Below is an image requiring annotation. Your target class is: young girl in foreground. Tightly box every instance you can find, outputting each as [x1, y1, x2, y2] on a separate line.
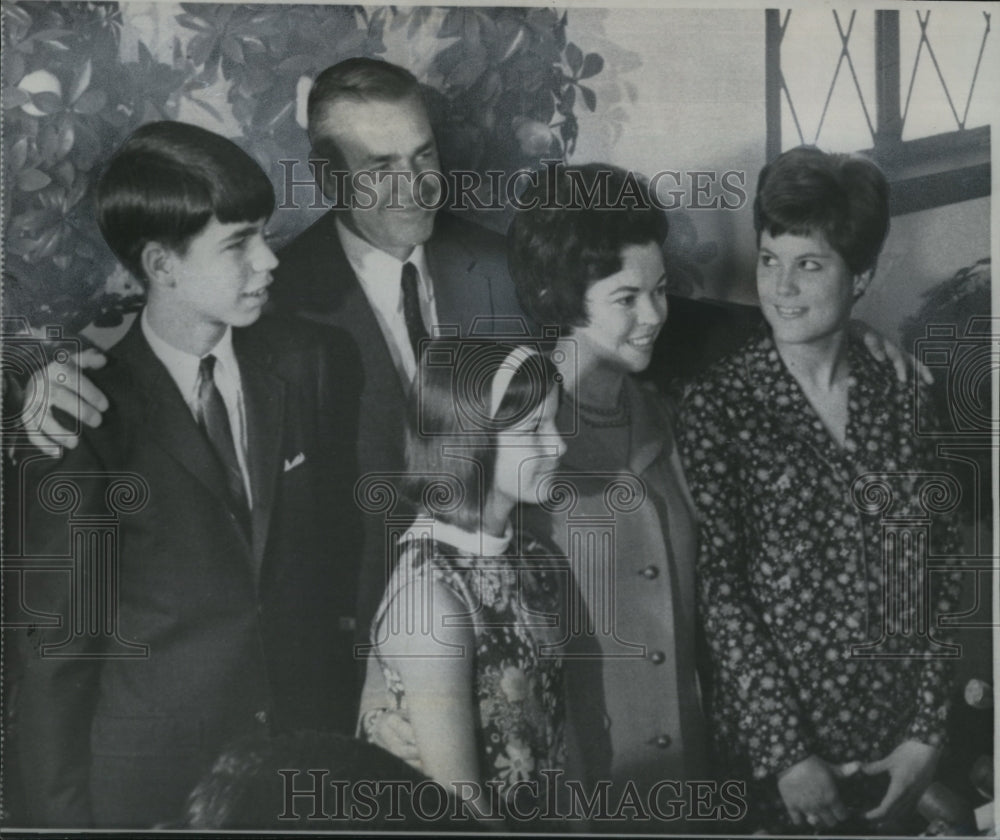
[364, 343, 567, 823]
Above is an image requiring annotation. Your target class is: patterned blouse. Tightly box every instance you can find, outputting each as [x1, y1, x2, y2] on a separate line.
[368, 519, 566, 815]
[678, 330, 963, 828]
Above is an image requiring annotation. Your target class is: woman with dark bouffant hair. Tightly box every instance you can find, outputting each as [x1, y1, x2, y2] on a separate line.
[508, 163, 711, 833]
[678, 146, 963, 834]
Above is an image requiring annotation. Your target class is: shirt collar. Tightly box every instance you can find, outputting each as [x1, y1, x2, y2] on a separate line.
[743, 327, 894, 461]
[744, 327, 890, 400]
[335, 217, 433, 312]
[403, 518, 513, 557]
[141, 308, 238, 403]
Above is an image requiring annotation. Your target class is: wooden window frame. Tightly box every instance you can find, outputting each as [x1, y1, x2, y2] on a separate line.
[766, 8, 991, 216]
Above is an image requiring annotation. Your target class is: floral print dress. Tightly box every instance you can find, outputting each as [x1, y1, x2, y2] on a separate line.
[369, 519, 566, 814]
[678, 331, 963, 831]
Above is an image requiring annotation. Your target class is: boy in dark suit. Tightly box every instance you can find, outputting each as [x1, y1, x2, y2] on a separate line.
[14, 121, 361, 828]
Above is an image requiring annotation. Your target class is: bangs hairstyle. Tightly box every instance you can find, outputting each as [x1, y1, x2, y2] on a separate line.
[507, 163, 668, 332]
[403, 344, 560, 532]
[96, 121, 275, 283]
[753, 146, 890, 275]
[307, 58, 421, 162]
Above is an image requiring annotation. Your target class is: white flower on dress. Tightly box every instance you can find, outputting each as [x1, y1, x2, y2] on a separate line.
[500, 665, 528, 703]
[477, 569, 505, 610]
[495, 737, 535, 784]
[385, 667, 406, 699]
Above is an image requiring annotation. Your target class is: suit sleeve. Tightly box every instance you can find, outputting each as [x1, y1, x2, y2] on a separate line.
[312, 321, 364, 597]
[646, 296, 764, 390]
[311, 323, 366, 728]
[15, 436, 116, 826]
[677, 381, 813, 780]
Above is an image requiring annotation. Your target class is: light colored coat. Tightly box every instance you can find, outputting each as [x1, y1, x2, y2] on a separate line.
[525, 375, 708, 828]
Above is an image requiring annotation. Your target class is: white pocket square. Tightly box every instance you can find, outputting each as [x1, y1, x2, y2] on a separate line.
[283, 452, 306, 472]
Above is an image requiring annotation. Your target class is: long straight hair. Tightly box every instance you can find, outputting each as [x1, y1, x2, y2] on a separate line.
[402, 342, 560, 531]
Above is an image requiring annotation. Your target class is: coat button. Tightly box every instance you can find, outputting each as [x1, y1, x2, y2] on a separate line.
[649, 650, 666, 665]
[255, 710, 269, 725]
[656, 734, 672, 748]
[639, 565, 660, 579]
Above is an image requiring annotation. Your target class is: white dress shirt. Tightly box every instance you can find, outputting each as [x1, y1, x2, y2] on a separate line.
[141, 309, 253, 507]
[335, 218, 437, 384]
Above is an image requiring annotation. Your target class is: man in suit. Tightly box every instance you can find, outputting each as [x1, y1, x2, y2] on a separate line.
[270, 57, 528, 638]
[14, 121, 360, 827]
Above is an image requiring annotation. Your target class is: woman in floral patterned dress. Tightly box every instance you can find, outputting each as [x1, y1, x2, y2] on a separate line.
[678, 147, 963, 834]
[363, 343, 568, 823]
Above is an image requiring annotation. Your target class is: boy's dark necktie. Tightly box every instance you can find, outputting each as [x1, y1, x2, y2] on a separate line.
[195, 355, 250, 529]
[401, 261, 429, 359]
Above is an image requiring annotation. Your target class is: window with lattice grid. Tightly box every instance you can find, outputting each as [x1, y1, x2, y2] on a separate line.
[766, 8, 992, 215]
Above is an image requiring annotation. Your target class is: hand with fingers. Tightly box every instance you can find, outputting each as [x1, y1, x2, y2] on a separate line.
[863, 739, 940, 828]
[777, 754, 853, 830]
[361, 707, 423, 773]
[25, 347, 109, 454]
[852, 319, 934, 385]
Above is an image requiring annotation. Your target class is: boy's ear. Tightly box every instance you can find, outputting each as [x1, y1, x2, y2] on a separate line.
[141, 241, 175, 289]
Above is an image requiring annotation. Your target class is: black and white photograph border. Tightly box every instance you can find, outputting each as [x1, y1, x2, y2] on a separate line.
[1, 0, 998, 835]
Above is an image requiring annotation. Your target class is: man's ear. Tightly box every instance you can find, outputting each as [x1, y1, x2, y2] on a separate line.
[141, 241, 175, 290]
[309, 121, 348, 204]
[313, 150, 347, 204]
[853, 267, 875, 300]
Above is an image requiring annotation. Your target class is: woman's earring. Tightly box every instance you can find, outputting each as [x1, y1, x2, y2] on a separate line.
[853, 269, 874, 301]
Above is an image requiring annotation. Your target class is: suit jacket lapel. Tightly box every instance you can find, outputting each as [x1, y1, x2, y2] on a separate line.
[275, 210, 414, 473]
[335, 270, 408, 472]
[119, 322, 253, 553]
[234, 330, 286, 582]
[328, 226, 409, 472]
[426, 232, 460, 330]
[288, 215, 407, 454]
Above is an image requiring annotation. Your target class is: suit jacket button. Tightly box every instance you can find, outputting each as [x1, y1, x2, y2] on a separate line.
[639, 565, 659, 579]
[255, 710, 269, 725]
[656, 734, 672, 748]
[649, 650, 666, 665]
